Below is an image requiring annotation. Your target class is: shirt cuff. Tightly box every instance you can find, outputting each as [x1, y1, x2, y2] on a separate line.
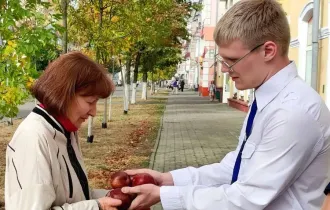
[170, 168, 193, 186]
[324, 182, 330, 195]
[160, 186, 184, 210]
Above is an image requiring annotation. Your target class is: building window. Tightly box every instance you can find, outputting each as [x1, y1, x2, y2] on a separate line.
[203, 3, 211, 25]
[298, 1, 313, 82]
[208, 49, 214, 59]
[305, 17, 313, 85]
[204, 4, 211, 12]
[204, 14, 211, 25]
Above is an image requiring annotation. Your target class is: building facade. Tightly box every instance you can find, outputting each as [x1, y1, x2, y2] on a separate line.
[180, 0, 221, 94]
[283, 0, 329, 105]
[180, 0, 330, 111]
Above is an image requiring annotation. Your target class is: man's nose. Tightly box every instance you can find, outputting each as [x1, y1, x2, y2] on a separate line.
[221, 65, 230, 73]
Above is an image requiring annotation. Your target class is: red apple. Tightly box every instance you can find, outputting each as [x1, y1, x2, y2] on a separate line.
[131, 173, 157, 186]
[110, 171, 131, 189]
[108, 188, 133, 210]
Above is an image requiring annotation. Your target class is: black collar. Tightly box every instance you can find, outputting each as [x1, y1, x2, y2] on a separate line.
[32, 106, 67, 135]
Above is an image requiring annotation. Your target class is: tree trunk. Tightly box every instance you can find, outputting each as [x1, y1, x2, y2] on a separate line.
[108, 96, 112, 121]
[7, 118, 13, 126]
[124, 57, 131, 114]
[61, 0, 68, 53]
[124, 83, 129, 113]
[131, 83, 137, 104]
[150, 71, 155, 95]
[102, 97, 108, 128]
[121, 64, 128, 114]
[87, 116, 94, 143]
[141, 71, 148, 100]
[108, 57, 115, 121]
[131, 51, 141, 104]
[96, 0, 103, 62]
[98, 0, 103, 28]
[88, 0, 104, 139]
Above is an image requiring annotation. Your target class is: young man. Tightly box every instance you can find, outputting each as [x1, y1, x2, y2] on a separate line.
[122, 0, 330, 209]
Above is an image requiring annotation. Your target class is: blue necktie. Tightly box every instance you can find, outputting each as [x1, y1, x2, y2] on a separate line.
[231, 99, 257, 184]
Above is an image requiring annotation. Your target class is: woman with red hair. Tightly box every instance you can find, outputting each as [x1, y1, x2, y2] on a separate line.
[5, 52, 120, 210]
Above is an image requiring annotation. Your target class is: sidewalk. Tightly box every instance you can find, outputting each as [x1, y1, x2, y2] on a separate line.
[150, 90, 246, 210]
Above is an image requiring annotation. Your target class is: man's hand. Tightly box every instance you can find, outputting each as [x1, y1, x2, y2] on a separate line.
[121, 184, 161, 210]
[97, 197, 122, 210]
[322, 195, 330, 210]
[125, 168, 174, 186]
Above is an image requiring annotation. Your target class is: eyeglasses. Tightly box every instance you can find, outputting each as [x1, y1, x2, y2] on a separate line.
[216, 43, 264, 72]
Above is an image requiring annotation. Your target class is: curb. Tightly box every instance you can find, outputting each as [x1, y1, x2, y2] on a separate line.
[148, 96, 168, 170]
[149, 93, 168, 210]
[149, 108, 165, 170]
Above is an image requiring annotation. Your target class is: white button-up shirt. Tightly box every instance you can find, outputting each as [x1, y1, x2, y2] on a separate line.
[160, 62, 330, 210]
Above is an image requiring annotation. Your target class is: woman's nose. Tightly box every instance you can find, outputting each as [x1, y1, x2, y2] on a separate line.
[89, 104, 97, 117]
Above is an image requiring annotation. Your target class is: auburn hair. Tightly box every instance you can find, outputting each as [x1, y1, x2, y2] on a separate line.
[31, 51, 114, 116]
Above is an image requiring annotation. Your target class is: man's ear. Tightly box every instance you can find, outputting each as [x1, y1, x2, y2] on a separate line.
[263, 41, 277, 61]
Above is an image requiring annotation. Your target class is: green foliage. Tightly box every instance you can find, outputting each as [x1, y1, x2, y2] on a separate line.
[32, 45, 61, 72]
[0, 0, 202, 119]
[136, 0, 201, 80]
[68, 0, 201, 72]
[0, 0, 61, 119]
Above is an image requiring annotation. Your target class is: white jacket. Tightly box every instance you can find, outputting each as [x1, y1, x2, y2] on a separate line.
[5, 106, 108, 210]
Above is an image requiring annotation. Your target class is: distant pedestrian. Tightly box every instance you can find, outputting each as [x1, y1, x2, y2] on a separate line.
[208, 81, 216, 101]
[172, 80, 178, 94]
[180, 80, 185, 92]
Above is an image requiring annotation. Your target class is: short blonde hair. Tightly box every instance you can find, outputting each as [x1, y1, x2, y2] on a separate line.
[214, 0, 290, 56]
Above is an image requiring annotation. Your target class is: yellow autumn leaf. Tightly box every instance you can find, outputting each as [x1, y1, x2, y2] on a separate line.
[26, 81, 33, 89]
[111, 16, 119, 23]
[7, 40, 17, 48]
[3, 45, 14, 56]
[24, 77, 34, 89]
